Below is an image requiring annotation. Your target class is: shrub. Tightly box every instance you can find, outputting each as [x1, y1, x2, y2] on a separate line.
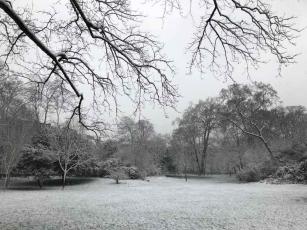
[237, 167, 261, 182]
[272, 160, 307, 183]
[100, 158, 143, 180]
[237, 160, 278, 182]
[125, 167, 140, 179]
[14, 146, 56, 188]
[297, 160, 307, 182]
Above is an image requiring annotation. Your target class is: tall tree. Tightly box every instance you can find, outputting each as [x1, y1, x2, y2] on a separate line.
[219, 82, 279, 161]
[174, 99, 219, 174]
[194, 99, 220, 174]
[175, 108, 203, 174]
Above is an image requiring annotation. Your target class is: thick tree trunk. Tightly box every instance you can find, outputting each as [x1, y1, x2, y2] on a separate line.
[192, 149, 202, 175]
[190, 137, 202, 175]
[200, 131, 210, 175]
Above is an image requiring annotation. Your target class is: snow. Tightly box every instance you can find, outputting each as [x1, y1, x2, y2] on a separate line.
[0, 176, 307, 229]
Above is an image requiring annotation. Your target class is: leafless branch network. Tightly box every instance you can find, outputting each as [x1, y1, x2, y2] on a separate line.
[0, 0, 178, 135]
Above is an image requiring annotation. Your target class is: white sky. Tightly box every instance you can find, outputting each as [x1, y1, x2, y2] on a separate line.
[132, 0, 307, 134]
[10, 0, 307, 134]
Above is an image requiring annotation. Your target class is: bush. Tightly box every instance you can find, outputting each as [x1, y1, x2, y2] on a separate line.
[297, 160, 307, 182]
[237, 167, 261, 182]
[237, 160, 278, 182]
[13, 145, 57, 188]
[272, 160, 307, 183]
[125, 167, 140, 179]
[100, 158, 143, 180]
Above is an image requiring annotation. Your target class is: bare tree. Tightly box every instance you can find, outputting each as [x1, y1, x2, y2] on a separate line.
[194, 99, 220, 174]
[171, 127, 190, 179]
[117, 117, 138, 165]
[174, 113, 203, 174]
[117, 117, 156, 173]
[0, 119, 34, 188]
[0, 0, 299, 132]
[50, 126, 93, 189]
[28, 80, 74, 126]
[273, 106, 307, 145]
[219, 82, 279, 161]
[0, 0, 178, 133]
[0, 73, 35, 188]
[173, 99, 219, 175]
[157, 0, 299, 77]
[219, 121, 247, 173]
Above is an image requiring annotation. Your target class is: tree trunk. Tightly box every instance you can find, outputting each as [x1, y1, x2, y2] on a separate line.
[190, 137, 202, 175]
[184, 164, 188, 182]
[239, 156, 244, 170]
[61, 173, 64, 183]
[260, 137, 277, 163]
[192, 149, 202, 175]
[4, 171, 10, 189]
[200, 154, 206, 175]
[62, 171, 67, 189]
[37, 177, 42, 189]
[200, 131, 210, 175]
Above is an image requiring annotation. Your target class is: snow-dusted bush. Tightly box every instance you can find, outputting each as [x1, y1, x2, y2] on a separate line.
[237, 160, 278, 182]
[101, 158, 142, 180]
[237, 167, 261, 182]
[272, 160, 307, 184]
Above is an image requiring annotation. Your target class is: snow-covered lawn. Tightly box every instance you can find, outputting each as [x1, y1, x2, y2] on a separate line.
[0, 176, 306, 230]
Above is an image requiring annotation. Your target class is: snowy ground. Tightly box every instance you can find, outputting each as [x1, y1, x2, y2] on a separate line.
[0, 176, 307, 230]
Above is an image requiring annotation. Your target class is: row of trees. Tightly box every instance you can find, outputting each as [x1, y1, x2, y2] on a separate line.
[170, 82, 307, 175]
[0, 71, 171, 188]
[1, 71, 306, 186]
[0, 0, 304, 186]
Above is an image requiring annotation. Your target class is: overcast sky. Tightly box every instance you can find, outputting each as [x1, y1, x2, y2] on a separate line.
[128, 0, 307, 134]
[16, 0, 307, 134]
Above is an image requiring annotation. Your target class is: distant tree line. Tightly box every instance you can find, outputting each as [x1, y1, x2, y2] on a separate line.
[1, 69, 306, 187]
[169, 82, 307, 177]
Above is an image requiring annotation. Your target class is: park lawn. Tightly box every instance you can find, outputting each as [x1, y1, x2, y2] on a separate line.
[0, 176, 307, 230]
